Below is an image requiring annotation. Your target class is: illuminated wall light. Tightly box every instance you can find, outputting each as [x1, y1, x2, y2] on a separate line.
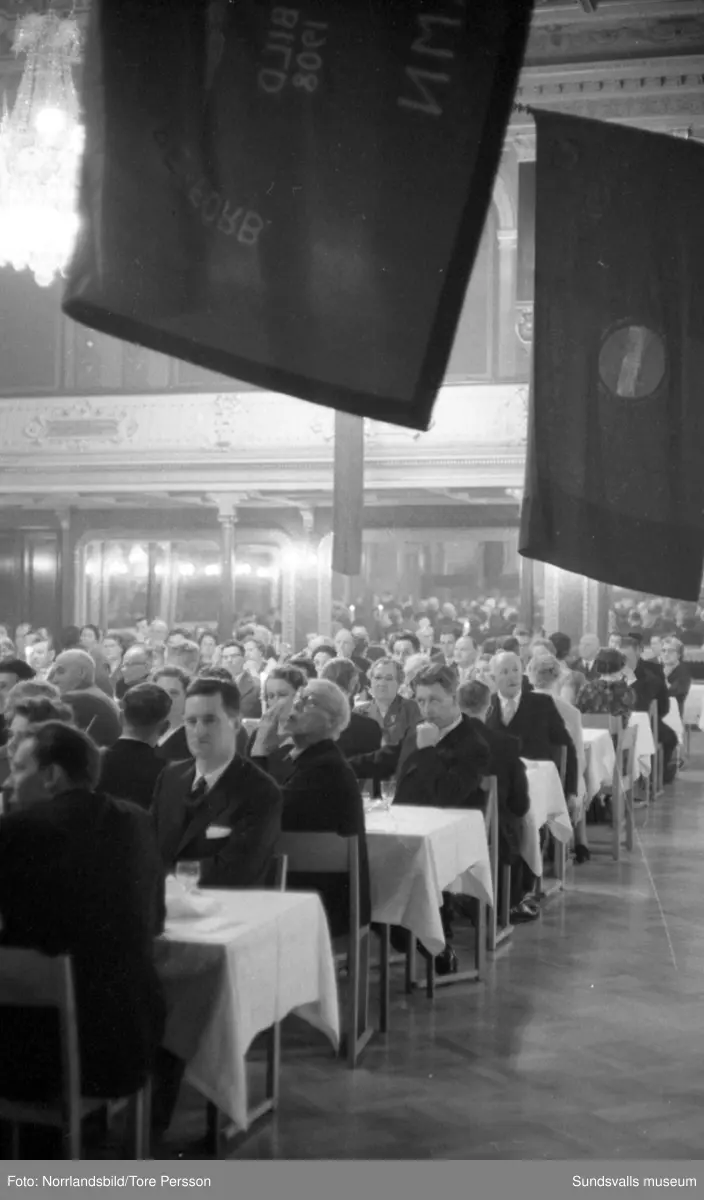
[106, 560, 128, 577]
[255, 566, 277, 580]
[235, 562, 253, 577]
[154, 564, 165, 578]
[33, 553, 55, 574]
[128, 544, 149, 568]
[204, 563, 222, 578]
[178, 562, 196, 578]
[282, 545, 319, 570]
[85, 559, 99, 578]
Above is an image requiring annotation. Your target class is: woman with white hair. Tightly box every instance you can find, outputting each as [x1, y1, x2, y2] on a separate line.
[252, 678, 369, 938]
[528, 653, 590, 863]
[400, 652, 431, 699]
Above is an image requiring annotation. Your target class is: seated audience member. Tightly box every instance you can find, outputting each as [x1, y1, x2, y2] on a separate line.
[89, 643, 116, 699]
[251, 678, 370, 939]
[198, 631, 218, 669]
[438, 626, 462, 670]
[25, 636, 55, 679]
[642, 634, 663, 663]
[152, 666, 192, 762]
[575, 649, 636, 728]
[607, 632, 622, 651]
[389, 631, 421, 668]
[102, 633, 125, 690]
[352, 663, 490, 811]
[621, 633, 678, 783]
[164, 639, 200, 676]
[661, 637, 691, 716]
[48, 650, 121, 749]
[321, 657, 382, 758]
[400, 651, 432, 699]
[0, 722, 165, 1104]
[528, 636, 557, 664]
[497, 635, 520, 655]
[572, 634, 601, 681]
[528, 654, 590, 863]
[118, 644, 155, 701]
[459, 680, 535, 922]
[217, 641, 262, 719]
[355, 656, 421, 748]
[487, 652, 579, 803]
[471, 653, 497, 693]
[514, 625, 532, 666]
[0, 695, 74, 796]
[151, 676, 282, 888]
[311, 642, 337, 677]
[79, 624, 101, 651]
[288, 653, 317, 680]
[252, 663, 311, 758]
[0, 658, 36, 743]
[100, 683, 172, 810]
[334, 627, 371, 677]
[454, 636, 478, 685]
[197, 667, 251, 757]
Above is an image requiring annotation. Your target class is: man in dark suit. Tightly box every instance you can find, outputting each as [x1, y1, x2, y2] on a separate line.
[622, 633, 678, 782]
[251, 678, 369, 940]
[320, 657, 382, 759]
[153, 666, 192, 763]
[151, 676, 282, 888]
[100, 682, 172, 809]
[350, 663, 490, 811]
[459, 680, 536, 922]
[486, 652, 578, 798]
[218, 641, 262, 719]
[571, 633, 602, 682]
[0, 722, 165, 1107]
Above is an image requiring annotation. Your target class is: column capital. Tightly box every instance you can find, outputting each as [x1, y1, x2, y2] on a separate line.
[207, 493, 240, 523]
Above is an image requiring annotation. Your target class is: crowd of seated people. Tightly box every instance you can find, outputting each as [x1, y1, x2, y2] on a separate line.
[0, 594, 695, 1153]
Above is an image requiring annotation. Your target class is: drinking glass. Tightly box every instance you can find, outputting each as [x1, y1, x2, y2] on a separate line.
[380, 779, 396, 812]
[176, 860, 201, 893]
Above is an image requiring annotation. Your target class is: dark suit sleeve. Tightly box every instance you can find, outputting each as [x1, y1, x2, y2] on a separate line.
[348, 741, 401, 782]
[199, 773, 283, 888]
[667, 664, 691, 704]
[545, 699, 579, 797]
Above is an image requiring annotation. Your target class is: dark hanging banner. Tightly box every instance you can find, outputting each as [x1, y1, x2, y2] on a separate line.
[332, 411, 364, 577]
[519, 111, 704, 600]
[63, 0, 533, 432]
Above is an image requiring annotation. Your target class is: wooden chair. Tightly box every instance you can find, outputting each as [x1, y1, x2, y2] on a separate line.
[649, 700, 664, 800]
[612, 724, 637, 859]
[205, 853, 288, 1155]
[484, 777, 512, 953]
[0, 949, 150, 1160]
[275, 832, 373, 1068]
[539, 746, 567, 899]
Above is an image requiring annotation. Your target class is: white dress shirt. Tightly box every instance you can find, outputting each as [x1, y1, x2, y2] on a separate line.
[193, 754, 236, 793]
[499, 693, 521, 724]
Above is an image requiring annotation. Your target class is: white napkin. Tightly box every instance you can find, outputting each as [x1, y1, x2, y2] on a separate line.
[165, 875, 219, 921]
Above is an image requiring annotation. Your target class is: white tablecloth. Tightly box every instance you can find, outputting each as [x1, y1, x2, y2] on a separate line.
[663, 698, 684, 745]
[520, 760, 573, 877]
[156, 888, 339, 1129]
[582, 728, 616, 799]
[683, 683, 704, 729]
[629, 711, 655, 777]
[365, 805, 493, 956]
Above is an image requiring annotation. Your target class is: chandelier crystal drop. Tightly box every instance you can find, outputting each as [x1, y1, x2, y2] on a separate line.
[0, 12, 84, 288]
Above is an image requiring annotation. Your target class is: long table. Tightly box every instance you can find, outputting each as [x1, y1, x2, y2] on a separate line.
[156, 886, 339, 1130]
[520, 759, 572, 878]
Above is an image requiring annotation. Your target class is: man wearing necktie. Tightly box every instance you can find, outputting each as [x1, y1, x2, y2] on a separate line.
[151, 676, 282, 888]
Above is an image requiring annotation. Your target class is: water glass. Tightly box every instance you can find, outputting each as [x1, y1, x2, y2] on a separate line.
[380, 780, 396, 812]
[176, 860, 201, 893]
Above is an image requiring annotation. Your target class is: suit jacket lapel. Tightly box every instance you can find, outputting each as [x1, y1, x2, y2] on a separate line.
[175, 759, 239, 857]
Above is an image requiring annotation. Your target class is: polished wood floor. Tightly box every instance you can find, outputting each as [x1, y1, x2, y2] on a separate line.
[164, 742, 704, 1160]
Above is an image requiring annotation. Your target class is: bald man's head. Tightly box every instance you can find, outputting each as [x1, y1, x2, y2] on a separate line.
[48, 649, 96, 695]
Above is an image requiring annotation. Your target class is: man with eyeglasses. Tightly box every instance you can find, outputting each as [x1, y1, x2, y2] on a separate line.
[252, 679, 369, 940]
[117, 644, 154, 700]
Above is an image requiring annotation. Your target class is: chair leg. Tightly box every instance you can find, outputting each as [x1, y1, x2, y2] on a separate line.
[265, 1024, 281, 1108]
[345, 926, 361, 1067]
[405, 936, 416, 994]
[378, 924, 390, 1034]
[64, 1112, 82, 1159]
[624, 788, 634, 853]
[555, 841, 566, 889]
[612, 780, 622, 861]
[474, 901, 487, 977]
[425, 949, 435, 1000]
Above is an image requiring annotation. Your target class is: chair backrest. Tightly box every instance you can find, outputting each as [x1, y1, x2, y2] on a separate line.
[581, 713, 620, 735]
[0, 948, 80, 1116]
[264, 852, 288, 891]
[275, 832, 363, 937]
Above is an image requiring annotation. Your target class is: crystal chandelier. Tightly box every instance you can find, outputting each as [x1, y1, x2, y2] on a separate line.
[0, 11, 84, 288]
